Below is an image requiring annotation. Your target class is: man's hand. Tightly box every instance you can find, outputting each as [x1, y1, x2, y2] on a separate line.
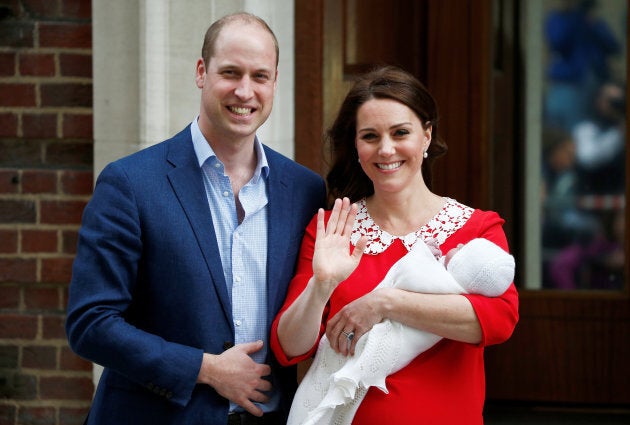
[197, 340, 271, 417]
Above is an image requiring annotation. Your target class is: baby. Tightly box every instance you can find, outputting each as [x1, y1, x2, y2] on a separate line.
[288, 238, 515, 425]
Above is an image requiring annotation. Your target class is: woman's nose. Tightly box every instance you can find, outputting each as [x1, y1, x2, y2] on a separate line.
[378, 137, 395, 156]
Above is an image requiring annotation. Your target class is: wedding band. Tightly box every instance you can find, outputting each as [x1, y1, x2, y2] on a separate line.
[342, 330, 355, 341]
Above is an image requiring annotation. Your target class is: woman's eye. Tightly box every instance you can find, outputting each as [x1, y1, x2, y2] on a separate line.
[360, 133, 378, 141]
[394, 129, 410, 137]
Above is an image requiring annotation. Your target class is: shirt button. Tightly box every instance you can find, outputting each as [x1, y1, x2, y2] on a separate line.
[223, 191, 229, 197]
[214, 163, 221, 168]
[235, 320, 241, 326]
[235, 276, 241, 283]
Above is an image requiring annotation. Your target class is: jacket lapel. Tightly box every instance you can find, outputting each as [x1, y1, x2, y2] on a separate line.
[265, 149, 294, 324]
[165, 128, 233, 327]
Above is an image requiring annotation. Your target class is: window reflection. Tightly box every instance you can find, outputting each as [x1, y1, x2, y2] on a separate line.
[539, 0, 626, 290]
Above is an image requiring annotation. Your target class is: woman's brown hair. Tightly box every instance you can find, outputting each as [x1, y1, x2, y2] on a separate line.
[325, 65, 447, 206]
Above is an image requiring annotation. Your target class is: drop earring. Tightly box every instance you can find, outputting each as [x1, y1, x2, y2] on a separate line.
[423, 150, 428, 159]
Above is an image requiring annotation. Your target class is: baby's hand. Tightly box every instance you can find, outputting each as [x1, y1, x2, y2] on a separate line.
[425, 238, 442, 261]
[444, 243, 465, 268]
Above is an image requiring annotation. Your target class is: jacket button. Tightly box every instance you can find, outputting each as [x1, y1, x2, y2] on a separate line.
[223, 341, 234, 351]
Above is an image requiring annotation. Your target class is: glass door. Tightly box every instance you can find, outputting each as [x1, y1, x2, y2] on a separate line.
[523, 0, 626, 291]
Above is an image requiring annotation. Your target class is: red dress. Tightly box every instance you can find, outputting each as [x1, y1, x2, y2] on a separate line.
[270, 198, 519, 424]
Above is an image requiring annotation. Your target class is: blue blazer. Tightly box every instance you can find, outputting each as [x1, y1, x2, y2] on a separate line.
[66, 126, 326, 424]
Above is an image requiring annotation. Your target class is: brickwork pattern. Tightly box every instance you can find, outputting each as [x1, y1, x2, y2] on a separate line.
[0, 1, 94, 424]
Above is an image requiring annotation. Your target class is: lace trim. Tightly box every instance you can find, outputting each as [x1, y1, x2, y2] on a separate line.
[350, 198, 473, 255]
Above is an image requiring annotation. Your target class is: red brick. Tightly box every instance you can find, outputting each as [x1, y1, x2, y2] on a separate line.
[60, 346, 91, 371]
[0, 403, 17, 425]
[41, 257, 74, 283]
[0, 345, 19, 369]
[42, 315, 65, 339]
[62, 229, 79, 254]
[0, 285, 20, 309]
[24, 286, 61, 310]
[0, 83, 36, 107]
[22, 113, 58, 139]
[22, 0, 58, 18]
[61, 285, 68, 310]
[0, 113, 19, 137]
[0, 258, 37, 283]
[2, 372, 37, 400]
[0, 139, 45, 168]
[0, 22, 35, 48]
[22, 345, 57, 369]
[60, 53, 92, 78]
[0, 170, 20, 193]
[60, 407, 91, 425]
[40, 376, 93, 400]
[22, 229, 58, 253]
[0, 199, 37, 223]
[0, 52, 16, 76]
[21, 169, 57, 194]
[18, 406, 56, 425]
[19, 52, 56, 76]
[38, 23, 91, 49]
[45, 141, 93, 168]
[0, 229, 18, 253]
[0, 314, 38, 338]
[61, 170, 92, 195]
[41, 83, 92, 108]
[61, 0, 91, 20]
[62, 113, 92, 139]
[40, 200, 86, 225]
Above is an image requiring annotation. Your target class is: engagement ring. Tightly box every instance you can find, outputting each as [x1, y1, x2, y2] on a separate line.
[342, 330, 355, 351]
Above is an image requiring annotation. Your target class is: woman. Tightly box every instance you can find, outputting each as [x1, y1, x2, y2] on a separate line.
[270, 65, 519, 424]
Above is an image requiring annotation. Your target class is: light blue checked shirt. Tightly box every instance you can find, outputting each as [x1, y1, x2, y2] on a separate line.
[190, 118, 279, 413]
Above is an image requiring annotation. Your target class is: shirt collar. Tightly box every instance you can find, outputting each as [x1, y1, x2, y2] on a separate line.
[190, 117, 269, 181]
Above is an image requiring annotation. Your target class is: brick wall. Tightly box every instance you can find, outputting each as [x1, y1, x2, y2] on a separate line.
[0, 1, 94, 424]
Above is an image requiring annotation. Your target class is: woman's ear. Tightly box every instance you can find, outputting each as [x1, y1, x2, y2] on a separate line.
[424, 122, 433, 143]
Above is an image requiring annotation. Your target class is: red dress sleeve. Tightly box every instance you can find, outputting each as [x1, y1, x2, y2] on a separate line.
[270, 213, 328, 366]
[447, 209, 519, 346]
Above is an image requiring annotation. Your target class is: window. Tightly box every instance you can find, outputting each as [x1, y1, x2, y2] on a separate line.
[523, 0, 627, 290]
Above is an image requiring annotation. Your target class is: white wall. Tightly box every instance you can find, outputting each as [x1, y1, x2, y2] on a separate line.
[93, 0, 295, 176]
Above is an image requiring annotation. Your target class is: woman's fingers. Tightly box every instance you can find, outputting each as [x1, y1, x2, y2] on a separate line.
[326, 198, 343, 235]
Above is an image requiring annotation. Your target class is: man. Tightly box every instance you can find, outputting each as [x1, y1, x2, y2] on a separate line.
[66, 12, 325, 425]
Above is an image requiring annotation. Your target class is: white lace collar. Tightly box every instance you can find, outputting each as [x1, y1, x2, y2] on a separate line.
[350, 198, 473, 255]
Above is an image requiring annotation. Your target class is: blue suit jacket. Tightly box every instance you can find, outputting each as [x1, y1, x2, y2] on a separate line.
[66, 126, 326, 424]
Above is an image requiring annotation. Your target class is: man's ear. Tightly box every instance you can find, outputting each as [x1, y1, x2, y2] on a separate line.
[195, 58, 206, 88]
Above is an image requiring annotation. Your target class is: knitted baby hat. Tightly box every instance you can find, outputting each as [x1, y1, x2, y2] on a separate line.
[446, 238, 515, 296]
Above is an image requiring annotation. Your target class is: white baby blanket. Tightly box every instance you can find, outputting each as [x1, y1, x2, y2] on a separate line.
[287, 238, 515, 425]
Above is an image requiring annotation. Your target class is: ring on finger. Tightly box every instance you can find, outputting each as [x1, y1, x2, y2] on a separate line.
[342, 330, 355, 351]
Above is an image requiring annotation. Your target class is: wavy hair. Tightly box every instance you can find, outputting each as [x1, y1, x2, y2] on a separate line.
[325, 65, 447, 206]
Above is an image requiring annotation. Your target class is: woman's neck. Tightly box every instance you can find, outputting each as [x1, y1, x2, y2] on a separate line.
[366, 188, 444, 236]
